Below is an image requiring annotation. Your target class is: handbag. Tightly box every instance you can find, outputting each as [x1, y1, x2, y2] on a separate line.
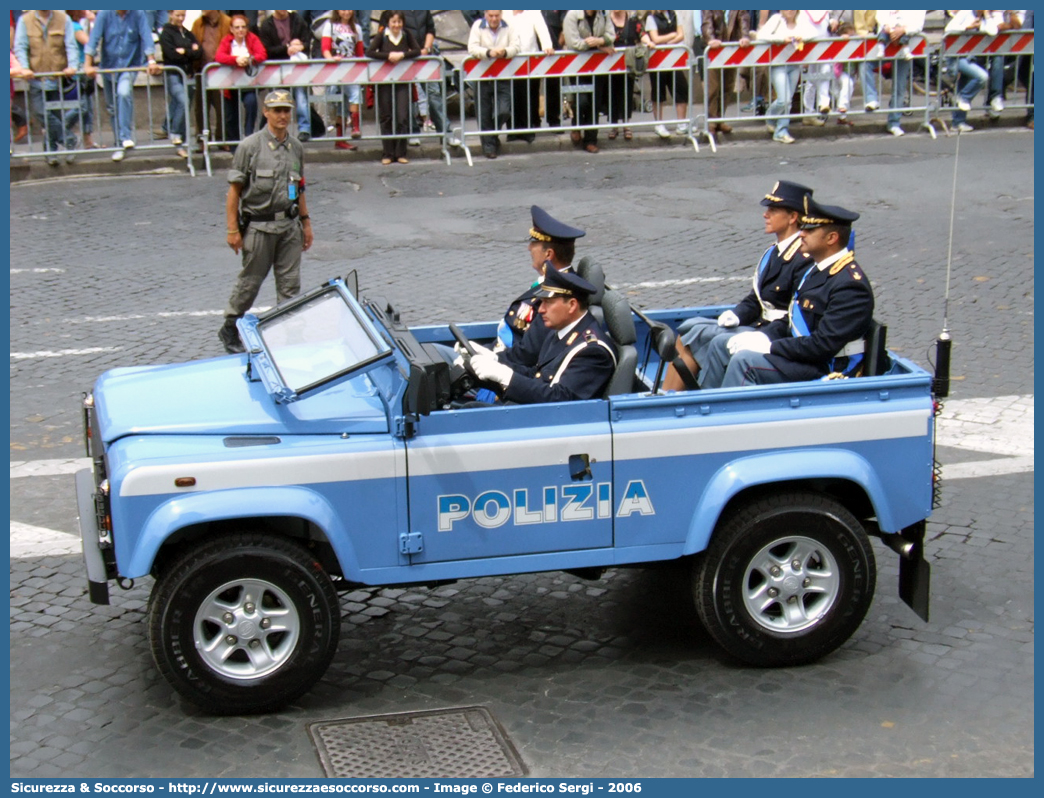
[625, 44, 649, 77]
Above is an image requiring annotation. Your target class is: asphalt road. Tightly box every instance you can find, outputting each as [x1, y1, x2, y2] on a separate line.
[9, 127, 1034, 777]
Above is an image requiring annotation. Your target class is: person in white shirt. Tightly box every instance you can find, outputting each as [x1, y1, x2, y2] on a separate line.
[503, 10, 554, 144]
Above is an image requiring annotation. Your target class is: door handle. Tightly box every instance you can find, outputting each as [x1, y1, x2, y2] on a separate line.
[568, 453, 592, 481]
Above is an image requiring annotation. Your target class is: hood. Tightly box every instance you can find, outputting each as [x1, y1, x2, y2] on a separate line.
[94, 355, 389, 443]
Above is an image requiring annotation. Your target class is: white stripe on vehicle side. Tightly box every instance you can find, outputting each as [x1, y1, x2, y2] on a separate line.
[407, 435, 614, 478]
[119, 449, 402, 497]
[613, 409, 932, 461]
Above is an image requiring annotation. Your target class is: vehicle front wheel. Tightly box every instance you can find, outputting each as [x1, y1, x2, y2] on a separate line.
[694, 492, 876, 667]
[149, 533, 340, 714]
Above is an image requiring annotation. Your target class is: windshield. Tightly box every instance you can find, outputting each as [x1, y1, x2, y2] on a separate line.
[258, 288, 391, 393]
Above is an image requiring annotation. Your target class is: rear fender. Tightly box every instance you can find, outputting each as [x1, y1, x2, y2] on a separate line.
[125, 486, 359, 580]
[683, 449, 887, 555]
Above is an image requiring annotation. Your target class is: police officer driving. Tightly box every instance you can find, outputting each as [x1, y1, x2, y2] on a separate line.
[218, 89, 313, 354]
[467, 267, 617, 404]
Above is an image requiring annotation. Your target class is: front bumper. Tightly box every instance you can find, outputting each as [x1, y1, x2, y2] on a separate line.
[76, 467, 110, 605]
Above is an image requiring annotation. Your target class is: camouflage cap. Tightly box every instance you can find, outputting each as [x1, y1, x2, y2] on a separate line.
[263, 89, 294, 108]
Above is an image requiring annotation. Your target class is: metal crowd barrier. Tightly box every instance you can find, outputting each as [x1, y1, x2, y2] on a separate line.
[933, 29, 1034, 134]
[702, 34, 936, 147]
[10, 65, 197, 174]
[200, 56, 451, 174]
[458, 46, 698, 167]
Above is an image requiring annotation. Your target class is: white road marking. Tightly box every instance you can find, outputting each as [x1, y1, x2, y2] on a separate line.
[10, 521, 80, 558]
[620, 276, 748, 290]
[11, 268, 65, 274]
[61, 307, 271, 324]
[943, 456, 1034, 480]
[935, 394, 1034, 457]
[10, 347, 122, 360]
[11, 458, 91, 478]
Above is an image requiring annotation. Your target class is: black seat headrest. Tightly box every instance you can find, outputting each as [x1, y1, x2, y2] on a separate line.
[575, 257, 606, 305]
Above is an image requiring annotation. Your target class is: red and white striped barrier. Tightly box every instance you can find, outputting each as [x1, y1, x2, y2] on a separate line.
[941, 29, 1034, 58]
[705, 35, 927, 69]
[462, 46, 688, 80]
[204, 57, 442, 90]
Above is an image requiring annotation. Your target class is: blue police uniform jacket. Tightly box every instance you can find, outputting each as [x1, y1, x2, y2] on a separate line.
[760, 250, 874, 381]
[732, 236, 815, 327]
[501, 311, 617, 404]
[500, 266, 574, 369]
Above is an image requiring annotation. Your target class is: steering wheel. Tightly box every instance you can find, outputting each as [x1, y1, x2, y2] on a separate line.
[446, 323, 479, 400]
[449, 323, 477, 357]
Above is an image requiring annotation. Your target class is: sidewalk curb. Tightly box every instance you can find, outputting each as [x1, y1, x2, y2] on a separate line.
[10, 112, 1031, 181]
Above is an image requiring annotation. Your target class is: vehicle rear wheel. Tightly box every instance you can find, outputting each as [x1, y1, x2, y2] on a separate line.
[149, 533, 340, 714]
[694, 492, 876, 667]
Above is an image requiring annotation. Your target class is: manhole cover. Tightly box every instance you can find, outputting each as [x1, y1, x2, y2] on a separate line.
[308, 706, 527, 778]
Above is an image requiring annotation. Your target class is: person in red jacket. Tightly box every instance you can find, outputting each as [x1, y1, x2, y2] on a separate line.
[215, 14, 266, 142]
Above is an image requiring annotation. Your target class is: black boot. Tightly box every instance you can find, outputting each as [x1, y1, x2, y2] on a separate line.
[218, 318, 245, 354]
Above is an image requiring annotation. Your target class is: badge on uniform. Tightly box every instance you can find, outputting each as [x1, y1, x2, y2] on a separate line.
[829, 262, 845, 276]
[566, 331, 578, 345]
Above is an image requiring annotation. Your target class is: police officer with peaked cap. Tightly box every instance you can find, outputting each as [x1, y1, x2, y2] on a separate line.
[701, 195, 874, 389]
[218, 89, 313, 354]
[468, 267, 617, 404]
[666, 180, 816, 391]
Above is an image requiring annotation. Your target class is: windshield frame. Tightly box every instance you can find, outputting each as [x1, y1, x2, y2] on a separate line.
[238, 280, 395, 403]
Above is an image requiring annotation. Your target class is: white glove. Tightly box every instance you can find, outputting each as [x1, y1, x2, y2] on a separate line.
[470, 353, 514, 388]
[454, 339, 494, 358]
[727, 331, 772, 355]
[717, 309, 740, 328]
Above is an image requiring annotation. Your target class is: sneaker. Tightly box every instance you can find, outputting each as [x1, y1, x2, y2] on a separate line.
[956, 97, 971, 112]
[447, 133, 462, 147]
[654, 124, 671, 139]
[121, 139, 135, 149]
[871, 43, 886, 59]
[765, 121, 777, 133]
[111, 149, 125, 161]
[802, 116, 825, 126]
[990, 95, 1005, 114]
[954, 122, 974, 133]
[675, 123, 690, 135]
[865, 101, 880, 112]
[152, 127, 168, 139]
[297, 130, 310, 142]
[46, 155, 60, 166]
[171, 136, 183, 146]
[773, 132, 795, 144]
[64, 151, 75, 164]
[899, 45, 913, 61]
[176, 148, 188, 158]
[887, 125, 905, 137]
[422, 118, 436, 133]
[408, 137, 421, 146]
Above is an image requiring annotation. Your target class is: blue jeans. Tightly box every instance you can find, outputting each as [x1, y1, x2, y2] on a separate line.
[224, 90, 258, 141]
[987, 56, 1006, 103]
[948, 57, 988, 124]
[102, 70, 137, 144]
[767, 64, 800, 135]
[28, 79, 77, 151]
[861, 56, 911, 127]
[164, 71, 189, 141]
[293, 86, 310, 136]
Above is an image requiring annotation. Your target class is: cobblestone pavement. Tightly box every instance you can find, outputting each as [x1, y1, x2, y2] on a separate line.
[9, 128, 1033, 777]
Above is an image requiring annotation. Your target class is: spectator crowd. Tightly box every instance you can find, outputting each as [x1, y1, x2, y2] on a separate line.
[10, 10, 1036, 166]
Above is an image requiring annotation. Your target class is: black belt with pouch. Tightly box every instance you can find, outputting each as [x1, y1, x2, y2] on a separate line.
[240, 205, 300, 232]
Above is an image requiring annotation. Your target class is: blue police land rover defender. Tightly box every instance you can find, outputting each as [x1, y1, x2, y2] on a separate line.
[77, 270, 937, 714]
